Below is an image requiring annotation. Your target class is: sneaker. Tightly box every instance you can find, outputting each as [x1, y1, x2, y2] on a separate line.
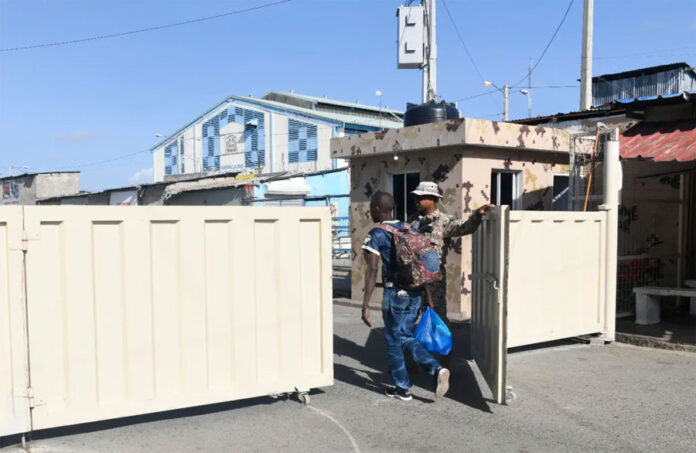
[385, 386, 413, 401]
[435, 367, 450, 399]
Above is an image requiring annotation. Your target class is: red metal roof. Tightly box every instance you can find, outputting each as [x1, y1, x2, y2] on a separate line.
[621, 121, 696, 162]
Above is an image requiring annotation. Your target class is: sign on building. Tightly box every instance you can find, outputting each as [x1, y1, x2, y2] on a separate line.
[2, 179, 20, 204]
[397, 6, 424, 69]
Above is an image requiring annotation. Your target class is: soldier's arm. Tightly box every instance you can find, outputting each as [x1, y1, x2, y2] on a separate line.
[443, 212, 482, 238]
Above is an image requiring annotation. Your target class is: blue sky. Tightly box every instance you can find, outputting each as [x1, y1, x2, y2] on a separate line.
[1, 0, 694, 191]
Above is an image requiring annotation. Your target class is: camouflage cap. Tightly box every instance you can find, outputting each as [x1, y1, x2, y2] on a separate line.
[411, 181, 442, 198]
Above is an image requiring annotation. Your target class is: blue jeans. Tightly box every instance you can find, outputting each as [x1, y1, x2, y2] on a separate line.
[382, 288, 441, 390]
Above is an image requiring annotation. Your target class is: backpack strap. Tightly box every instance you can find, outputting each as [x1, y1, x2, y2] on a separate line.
[378, 223, 401, 235]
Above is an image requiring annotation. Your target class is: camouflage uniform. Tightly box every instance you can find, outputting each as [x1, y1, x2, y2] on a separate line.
[411, 210, 482, 324]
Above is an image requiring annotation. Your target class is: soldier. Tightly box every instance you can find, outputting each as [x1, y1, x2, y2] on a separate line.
[410, 181, 494, 324]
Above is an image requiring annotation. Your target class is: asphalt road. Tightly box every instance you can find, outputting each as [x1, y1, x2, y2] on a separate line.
[2, 303, 695, 453]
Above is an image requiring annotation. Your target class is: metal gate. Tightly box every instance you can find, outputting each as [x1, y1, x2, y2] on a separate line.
[1, 206, 333, 436]
[471, 207, 611, 403]
[471, 206, 508, 405]
[506, 211, 607, 347]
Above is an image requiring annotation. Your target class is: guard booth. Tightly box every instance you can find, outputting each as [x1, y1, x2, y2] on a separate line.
[470, 131, 620, 404]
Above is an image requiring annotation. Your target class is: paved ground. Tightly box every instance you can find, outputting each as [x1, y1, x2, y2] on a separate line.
[2, 303, 695, 453]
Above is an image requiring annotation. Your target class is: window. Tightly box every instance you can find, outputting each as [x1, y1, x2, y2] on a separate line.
[490, 170, 521, 209]
[288, 119, 318, 163]
[552, 174, 570, 211]
[164, 141, 180, 176]
[392, 172, 421, 222]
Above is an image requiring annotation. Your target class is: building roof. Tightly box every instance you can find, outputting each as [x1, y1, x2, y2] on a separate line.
[593, 62, 694, 83]
[263, 91, 404, 116]
[513, 91, 696, 125]
[621, 120, 696, 162]
[512, 106, 625, 126]
[609, 91, 696, 108]
[331, 117, 570, 159]
[151, 93, 403, 151]
[0, 171, 79, 182]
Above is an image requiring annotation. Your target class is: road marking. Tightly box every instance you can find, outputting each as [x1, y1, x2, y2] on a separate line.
[308, 406, 361, 453]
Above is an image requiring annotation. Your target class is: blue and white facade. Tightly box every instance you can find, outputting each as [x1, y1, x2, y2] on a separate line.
[152, 93, 403, 182]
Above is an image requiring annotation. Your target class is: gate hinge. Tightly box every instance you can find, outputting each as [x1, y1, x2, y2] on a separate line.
[22, 387, 46, 408]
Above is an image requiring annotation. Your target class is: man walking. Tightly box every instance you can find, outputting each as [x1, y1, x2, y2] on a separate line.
[410, 181, 493, 324]
[361, 191, 450, 401]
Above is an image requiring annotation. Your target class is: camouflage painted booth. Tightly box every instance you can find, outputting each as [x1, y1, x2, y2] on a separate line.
[330, 118, 571, 319]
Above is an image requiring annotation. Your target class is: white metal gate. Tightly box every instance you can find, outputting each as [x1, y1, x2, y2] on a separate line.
[507, 211, 607, 348]
[471, 207, 610, 404]
[471, 207, 508, 405]
[1, 206, 333, 435]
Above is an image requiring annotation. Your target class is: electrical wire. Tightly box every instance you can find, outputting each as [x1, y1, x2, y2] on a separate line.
[440, 0, 498, 108]
[452, 84, 578, 103]
[0, 0, 292, 52]
[46, 121, 354, 170]
[511, 0, 575, 88]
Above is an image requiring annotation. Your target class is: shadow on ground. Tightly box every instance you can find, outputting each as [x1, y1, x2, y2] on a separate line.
[0, 391, 324, 448]
[333, 321, 492, 413]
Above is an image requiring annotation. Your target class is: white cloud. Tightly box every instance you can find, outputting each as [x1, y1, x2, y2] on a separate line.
[129, 167, 153, 185]
[59, 130, 98, 142]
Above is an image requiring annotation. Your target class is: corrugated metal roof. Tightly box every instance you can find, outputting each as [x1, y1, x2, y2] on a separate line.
[264, 91, 404, 115]
[593, 62, 693, 82]
[610, 91, 695, 107]
[621, 120, 696, 162]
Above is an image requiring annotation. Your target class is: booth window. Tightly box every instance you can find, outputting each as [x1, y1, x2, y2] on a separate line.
[392, 172, 421, 222]
[552, 174, 570, 210]
[491, 170, 522, 209]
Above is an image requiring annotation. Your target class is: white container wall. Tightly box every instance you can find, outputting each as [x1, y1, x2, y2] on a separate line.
[506, 211, 607, 348]
[2, 206, 332, 434]
[470, 208, 609, 404]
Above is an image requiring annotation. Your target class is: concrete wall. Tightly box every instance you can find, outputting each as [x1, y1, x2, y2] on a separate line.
[348, 145, 568, 320]
[34, 173, 80, 200]
[1, 173, 80, 205]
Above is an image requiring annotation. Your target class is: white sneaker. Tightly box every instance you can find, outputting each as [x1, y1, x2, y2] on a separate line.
[435, 367, 450, 399]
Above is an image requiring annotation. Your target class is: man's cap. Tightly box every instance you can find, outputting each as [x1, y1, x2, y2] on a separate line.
[411, 181, 442, 199]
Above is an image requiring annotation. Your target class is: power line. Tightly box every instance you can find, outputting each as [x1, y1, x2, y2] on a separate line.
[440, 0, 486, 84]
[511, 0, 576, 88]
[453, 84, 578, 103]
[440, 0, 498, 109]
[0, 0, 292, 52]
[49, 123, 342, 170]
[51, 150, 151, 170]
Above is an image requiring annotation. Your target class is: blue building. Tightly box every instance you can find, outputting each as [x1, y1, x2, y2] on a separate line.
[151, 91, 403, 182]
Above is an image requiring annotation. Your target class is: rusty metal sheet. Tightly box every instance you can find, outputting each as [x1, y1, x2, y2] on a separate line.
[621, 121, 696, 162]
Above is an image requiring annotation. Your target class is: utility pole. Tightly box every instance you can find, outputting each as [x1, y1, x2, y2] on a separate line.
[422, 0, 437, 103]
[580, 0, 594, 110]
[503, 85, 509, 121]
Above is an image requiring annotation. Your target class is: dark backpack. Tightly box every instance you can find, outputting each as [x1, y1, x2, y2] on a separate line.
[378, 223, 442, 289]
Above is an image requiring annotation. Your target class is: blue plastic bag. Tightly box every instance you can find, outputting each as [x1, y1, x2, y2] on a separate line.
[415, 307, 452, 355]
